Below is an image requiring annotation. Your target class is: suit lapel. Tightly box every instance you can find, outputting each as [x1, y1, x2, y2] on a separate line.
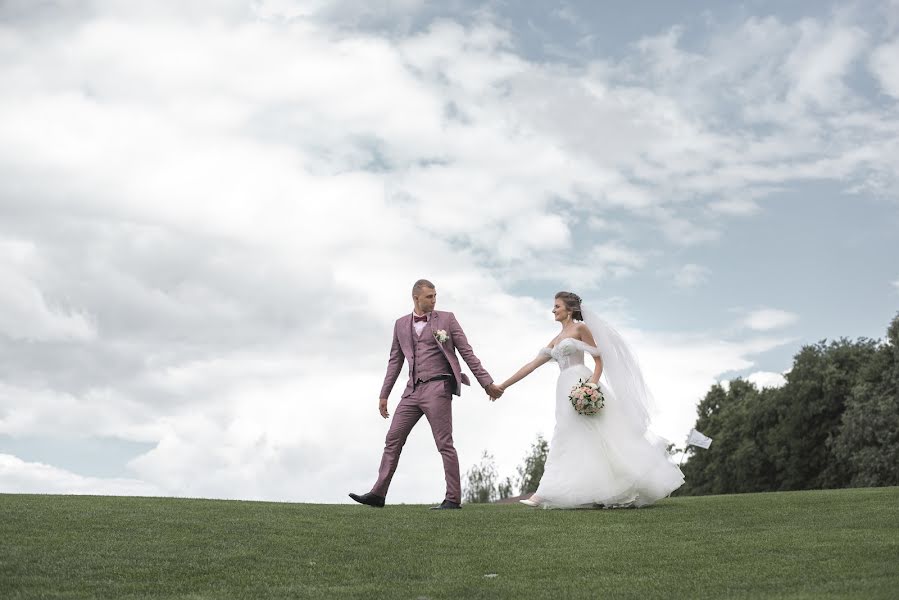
[398, 314, 414, 359]
[428, 311, 437, 340]
[431, 311, 452, 360]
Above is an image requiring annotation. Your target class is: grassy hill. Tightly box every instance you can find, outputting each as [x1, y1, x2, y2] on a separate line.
[2, 487, 898, 599]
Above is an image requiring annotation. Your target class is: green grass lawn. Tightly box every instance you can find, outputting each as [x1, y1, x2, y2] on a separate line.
[2, 487, 898, 599]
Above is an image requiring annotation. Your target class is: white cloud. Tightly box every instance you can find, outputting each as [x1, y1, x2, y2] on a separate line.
[743, 308, 799, 331]
[783, 19, 868, 109]
[624, 329, 794, 443]
[615, 13, 898, 198]
[869, 38, 899, 99]
[255, 0, 428, 27]
[653, 211, 721, 245]
[746, 370, 788, 389]
[708, 198, 761, 216]
[587, 216, 616, 232]
[0, 454, 162, 496]
[591, 241, 647, 276]
[0, 240, 96, 341]
[674, 264, 710, 289]
[553, 4, 580, 28]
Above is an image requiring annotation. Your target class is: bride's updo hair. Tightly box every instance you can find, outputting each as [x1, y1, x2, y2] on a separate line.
[555, 291, 583, 321]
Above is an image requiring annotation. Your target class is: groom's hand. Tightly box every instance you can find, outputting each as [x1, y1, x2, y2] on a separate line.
[486, 383, 504, 399]
[379, 398, 389, 419]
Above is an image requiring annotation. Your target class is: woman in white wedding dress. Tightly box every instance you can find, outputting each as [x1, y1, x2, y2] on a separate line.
[496, 292, 684, 509]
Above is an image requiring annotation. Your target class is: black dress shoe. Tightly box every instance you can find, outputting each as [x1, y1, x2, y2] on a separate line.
[429, 500, 462, 510]
[349, 492, 385, 508]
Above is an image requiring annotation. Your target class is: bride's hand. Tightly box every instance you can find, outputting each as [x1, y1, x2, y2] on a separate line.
[491, 384, 507, 402]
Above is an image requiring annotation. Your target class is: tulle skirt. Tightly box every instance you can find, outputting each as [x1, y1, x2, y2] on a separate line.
[535, 365, 685, 509]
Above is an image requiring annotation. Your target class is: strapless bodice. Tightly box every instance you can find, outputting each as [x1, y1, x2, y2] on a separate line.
[540, 337, 601, 371]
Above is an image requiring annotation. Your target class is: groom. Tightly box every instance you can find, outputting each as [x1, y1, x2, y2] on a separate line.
[350, 279, 503, 509]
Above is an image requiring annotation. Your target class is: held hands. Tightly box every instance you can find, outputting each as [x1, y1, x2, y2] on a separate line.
[486, 383, 505, 402]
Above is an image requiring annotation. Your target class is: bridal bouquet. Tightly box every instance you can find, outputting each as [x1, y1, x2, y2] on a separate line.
[569, 379, 605, 416]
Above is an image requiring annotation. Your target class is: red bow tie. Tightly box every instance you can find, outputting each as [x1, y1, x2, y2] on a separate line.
[413, 314, 428, 323]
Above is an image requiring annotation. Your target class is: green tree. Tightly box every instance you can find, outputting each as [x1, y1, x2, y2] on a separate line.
[680, 313, 897, 496]
[497, 476, 514, 500]
[463, 451, 513, 503]
[678, 379, 777, 495]
[516, 434, 549, 495]
[770, 337, 878, 490]
[831, 313, 899, 487]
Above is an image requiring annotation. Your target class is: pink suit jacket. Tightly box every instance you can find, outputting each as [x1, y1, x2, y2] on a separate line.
[379, 310, 493, 399]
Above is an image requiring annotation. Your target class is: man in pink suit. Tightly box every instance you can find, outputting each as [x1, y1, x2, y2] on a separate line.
[350, 279, 504, 509]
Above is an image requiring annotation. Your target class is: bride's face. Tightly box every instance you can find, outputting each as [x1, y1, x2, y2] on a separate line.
[552, 299, 569, 322]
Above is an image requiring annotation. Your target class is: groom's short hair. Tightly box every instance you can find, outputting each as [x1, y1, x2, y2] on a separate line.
[412, 279, 435, 296]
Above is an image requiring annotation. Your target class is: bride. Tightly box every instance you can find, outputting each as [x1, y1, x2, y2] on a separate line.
[494, 292, 684, 509]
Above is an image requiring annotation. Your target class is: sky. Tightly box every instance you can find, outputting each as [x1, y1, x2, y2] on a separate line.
[1, 0, 897, 503]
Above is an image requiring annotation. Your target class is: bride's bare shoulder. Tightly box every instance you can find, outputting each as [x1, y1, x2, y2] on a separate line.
[575, 322, 598, 346]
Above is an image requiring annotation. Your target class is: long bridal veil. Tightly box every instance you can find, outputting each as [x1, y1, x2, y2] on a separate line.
[581, 307, 657, 434]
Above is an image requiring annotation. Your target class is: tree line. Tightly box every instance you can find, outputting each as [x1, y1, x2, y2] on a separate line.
[463, 436, 547, 503]
[678, 312, 899, 495]
[465, 312, 899, 501]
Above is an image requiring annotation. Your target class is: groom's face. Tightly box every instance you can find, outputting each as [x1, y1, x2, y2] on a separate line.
[413, 287, 437, 314]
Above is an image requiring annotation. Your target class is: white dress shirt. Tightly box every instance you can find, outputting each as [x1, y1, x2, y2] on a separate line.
[412, 312, 429, 337]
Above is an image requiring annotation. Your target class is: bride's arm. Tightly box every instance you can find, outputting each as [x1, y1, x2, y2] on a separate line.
[498, 353, 551, 391]
[577, 323, 604, 385]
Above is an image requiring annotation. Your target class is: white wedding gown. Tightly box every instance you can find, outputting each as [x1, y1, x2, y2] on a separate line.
[534, 337, 685, 509]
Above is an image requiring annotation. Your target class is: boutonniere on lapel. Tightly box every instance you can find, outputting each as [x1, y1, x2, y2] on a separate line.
[434, 329, 449, 343]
